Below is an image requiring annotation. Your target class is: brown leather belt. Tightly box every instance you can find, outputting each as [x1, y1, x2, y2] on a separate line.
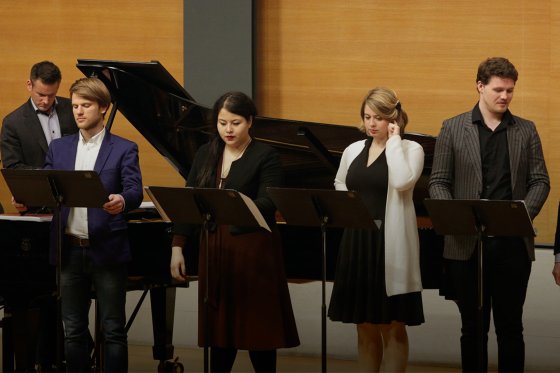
[65, 234, 90, 247]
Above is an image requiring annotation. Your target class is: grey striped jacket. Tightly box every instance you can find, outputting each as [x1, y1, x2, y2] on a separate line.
[428, 110, 550, 261]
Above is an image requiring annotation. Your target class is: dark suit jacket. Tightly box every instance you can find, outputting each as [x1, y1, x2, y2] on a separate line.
[1, 97, 78, 169]
[429, 110, 550, 261]
[45, 130, 143, 265]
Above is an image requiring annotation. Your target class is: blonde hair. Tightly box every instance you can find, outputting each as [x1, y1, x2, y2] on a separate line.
[69, 77, 111, 109]
[359, 87, 408, 134]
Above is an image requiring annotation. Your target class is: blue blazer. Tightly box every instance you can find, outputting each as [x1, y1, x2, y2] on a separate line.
[45, 130, 143, 265]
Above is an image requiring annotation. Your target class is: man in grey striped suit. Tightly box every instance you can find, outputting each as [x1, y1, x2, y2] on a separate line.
[429, 57, 550, 372]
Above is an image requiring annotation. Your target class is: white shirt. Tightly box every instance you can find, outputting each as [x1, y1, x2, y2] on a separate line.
[30, 98, 62, 145]
[66, 128, 106, 238]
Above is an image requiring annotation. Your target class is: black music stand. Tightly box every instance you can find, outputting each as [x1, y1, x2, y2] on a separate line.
[145, 186, 269, 373]
[424, 199, 534, 372]
[267, 187, 379, 373]
[1, 168, 109, 371]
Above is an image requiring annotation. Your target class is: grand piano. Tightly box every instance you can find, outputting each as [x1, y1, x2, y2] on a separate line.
[72, 58, 442, 284]
[74, 58, 441, 281]
[0, 59, 442, 371]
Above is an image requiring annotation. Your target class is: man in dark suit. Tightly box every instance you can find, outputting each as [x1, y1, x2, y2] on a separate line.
[0, 61, 78, 371]
[15, 76, 143, 371]
[429, 57, 550, 372]
[1, 60, 78, 169]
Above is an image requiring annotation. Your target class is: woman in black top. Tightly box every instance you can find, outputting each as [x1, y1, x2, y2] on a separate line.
[170, 92, 299, 372]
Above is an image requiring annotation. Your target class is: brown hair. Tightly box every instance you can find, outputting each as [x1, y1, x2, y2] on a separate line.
[69, 77, 111, 109]
[476, 57, 518, 85]
[359, 87, 408, 134]
[30, 61, 61, 85]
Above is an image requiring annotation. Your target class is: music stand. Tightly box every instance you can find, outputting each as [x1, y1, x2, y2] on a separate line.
[267, 187, 379, 373]
[1, 168, 109, 371]
[145, 186, 268, 373]
[424, 199, 535, 372]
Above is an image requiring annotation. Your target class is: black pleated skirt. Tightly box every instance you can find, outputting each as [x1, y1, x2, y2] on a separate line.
[328, 227, 425, 326]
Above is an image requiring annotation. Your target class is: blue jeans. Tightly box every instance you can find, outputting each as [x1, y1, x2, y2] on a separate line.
[61, 246, 128, 372]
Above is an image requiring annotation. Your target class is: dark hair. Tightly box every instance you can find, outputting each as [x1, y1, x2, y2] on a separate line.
[196, 91, 257, 187]
[476, 57, 518, 85]
[211, 91, 257, 125]
[30, 61, 62, 85]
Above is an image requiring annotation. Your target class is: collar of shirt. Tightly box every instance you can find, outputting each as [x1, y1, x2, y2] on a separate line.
[75, 128, 105, 172]
[471, 102, 515, 131]
[30, 97, 58, 116]
[79, 127, 106, 146]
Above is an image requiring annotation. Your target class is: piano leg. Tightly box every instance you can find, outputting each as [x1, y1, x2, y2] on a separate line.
[149, 287, 177, 364]
[0, 305, 43, 371]
[14, 306, 42, 371]
[1, 308, 14, 372]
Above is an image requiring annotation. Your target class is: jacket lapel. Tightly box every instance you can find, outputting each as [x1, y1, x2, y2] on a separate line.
[462, 113, 483, 187]
[507, 122, 520, 189]
[23, 101, 49, 153]
[61, 134, 80, 225]
[94, 131, 113, 173]
[55, 99, 73, 136]
[65, 135, 79, 169]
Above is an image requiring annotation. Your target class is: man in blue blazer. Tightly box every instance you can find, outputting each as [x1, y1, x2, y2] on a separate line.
[1, 61, 78, 169]
[44, 76, 142, 371]
[429, 57, 550, 372]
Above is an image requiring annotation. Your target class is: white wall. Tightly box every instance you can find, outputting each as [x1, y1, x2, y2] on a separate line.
[123, 248, 560, 371]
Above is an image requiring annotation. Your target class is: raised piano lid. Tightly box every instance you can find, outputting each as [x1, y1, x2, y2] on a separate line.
[75, 59, 435, 201]
[76, 59, 204, 179]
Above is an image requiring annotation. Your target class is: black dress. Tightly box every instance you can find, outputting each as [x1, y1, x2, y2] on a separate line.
[328, 140, 424, 325]
[192, 142, 300, 349]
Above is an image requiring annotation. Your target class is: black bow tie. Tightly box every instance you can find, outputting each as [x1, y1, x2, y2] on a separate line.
[36, 109, 52, 116]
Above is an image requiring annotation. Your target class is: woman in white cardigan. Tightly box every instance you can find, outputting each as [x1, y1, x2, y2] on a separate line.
[328, 87, 425, 372]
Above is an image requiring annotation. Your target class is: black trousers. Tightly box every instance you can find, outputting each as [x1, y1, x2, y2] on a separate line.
[210, 347, 277, 373]
[446, 237, 531, 373]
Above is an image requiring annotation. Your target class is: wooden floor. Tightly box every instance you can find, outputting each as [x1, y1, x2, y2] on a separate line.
[0, 322, 463, 372]
[129, 344, 462, 372]
[0, 337, 463, 372]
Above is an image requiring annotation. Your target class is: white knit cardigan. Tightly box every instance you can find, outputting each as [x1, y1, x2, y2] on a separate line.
[334, 136, 424, 296]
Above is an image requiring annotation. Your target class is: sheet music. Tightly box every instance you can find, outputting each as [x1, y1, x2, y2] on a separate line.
[144, 188, 171, 222]
[0, 213, 53, 222]
[238, 192, 271, 232]
[139, 201, 155, 209]
[144, 186, 271, 232]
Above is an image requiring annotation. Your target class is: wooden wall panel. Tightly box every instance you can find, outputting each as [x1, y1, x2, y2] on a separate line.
[256, 0, 558, 243]
[1, 1, 558, 244]
[0, 1, 185, 213]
